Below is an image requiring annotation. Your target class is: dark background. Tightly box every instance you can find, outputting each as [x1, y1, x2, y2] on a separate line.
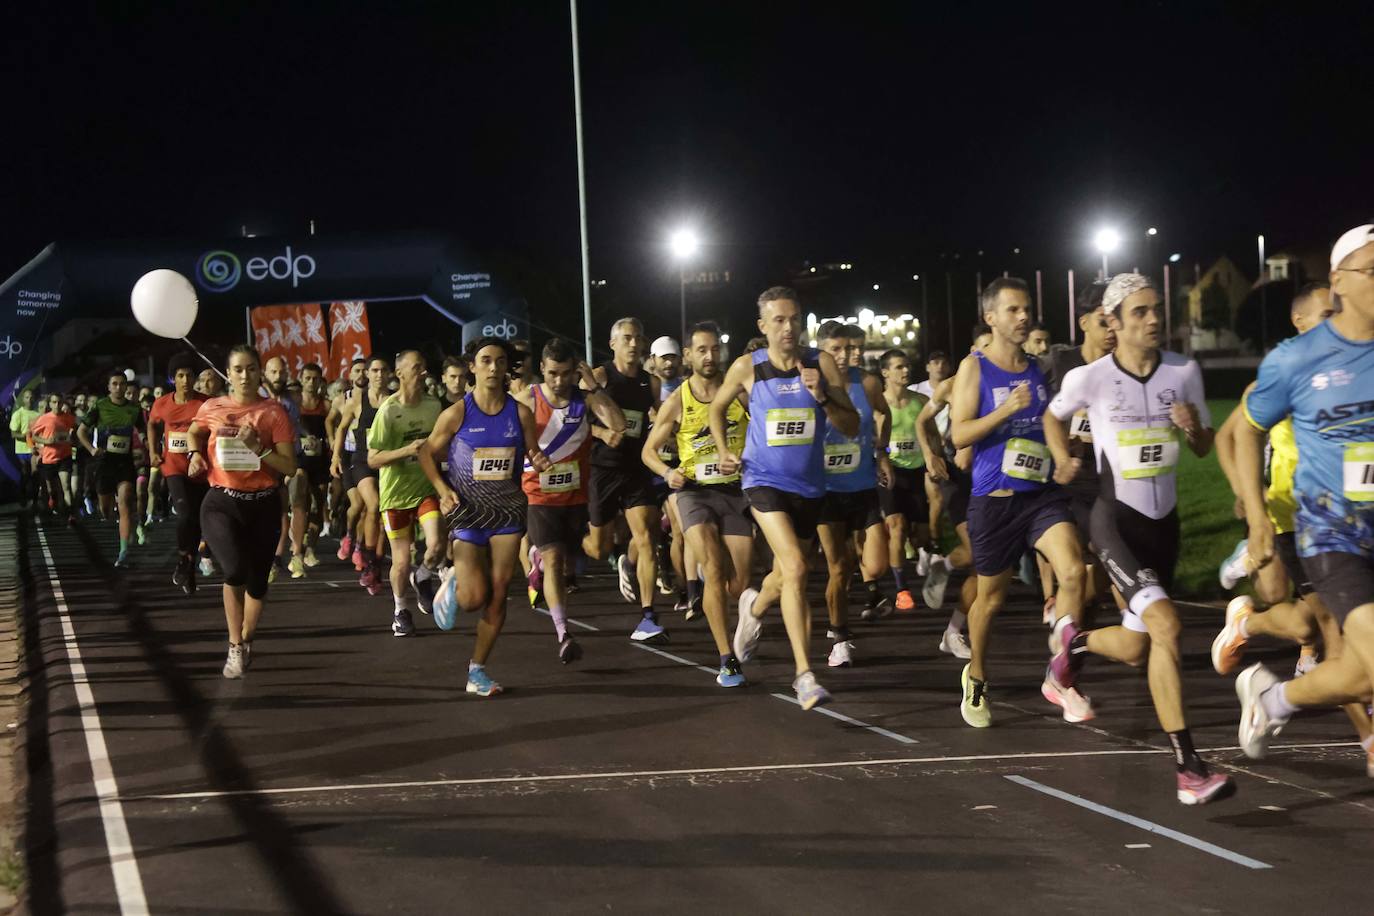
[4, 1, 1369, 356]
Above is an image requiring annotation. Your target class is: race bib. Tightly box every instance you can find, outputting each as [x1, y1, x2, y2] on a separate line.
[1343, 443, 1374, 501]
[1071, 411, 1093, 443]
[539, 460, 580, 493]
[696, 460, 736, 483]
[105, 434, 131, 455]
[657, 442, 677, 463]
[472, 446, 516, 481]
[622, 410, 645, 438]
[300, 434, 322, 457]
[1001, 437, 1050, 483]
[53, 429, 71, 443]
[824, 442, 861, 474]
[1117, 428, 1178, 479]
[888, 437, 917, 457]
[766, 408, 815, 446]
[214, 427, 261, 472]
[167, 432, 190, 453]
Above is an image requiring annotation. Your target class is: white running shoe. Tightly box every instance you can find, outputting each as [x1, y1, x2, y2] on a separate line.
[1236, 663, 1287, 759]
[617, 555, 637, 603]
[916, 548, 931, 577]
[938, 630, 971, 659]
[1294, 651, 1319, 677]
[828, 640, 855, 668]
[199, 556, 216, 578]
[922, 557, 950, 610]
[734, 588, 762, 661]
[1218, 539, 1251, 590]
[222, 643, 246, 679]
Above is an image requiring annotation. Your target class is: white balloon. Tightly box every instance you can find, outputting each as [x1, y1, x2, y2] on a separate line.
[124, 368, 136, 382]
[131, 269, 198, 339]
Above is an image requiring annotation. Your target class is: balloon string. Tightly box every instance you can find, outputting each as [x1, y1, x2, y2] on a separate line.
[182, 337, 228, 381]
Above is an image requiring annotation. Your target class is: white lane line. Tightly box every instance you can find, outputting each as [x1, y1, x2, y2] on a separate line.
[122, 747, 1173, 802]
[770, 693, 919, 744]
[530, 606, 600, 632]
[35, 525, 150, 914]
[1005, 774, 1272, 870]
[633, 642, 718, 675]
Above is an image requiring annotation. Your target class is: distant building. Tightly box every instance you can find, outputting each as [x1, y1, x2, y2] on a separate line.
[1184, 255, 1251, 329]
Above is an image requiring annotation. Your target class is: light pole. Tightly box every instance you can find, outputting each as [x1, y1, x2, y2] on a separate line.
[669, 228, 699, 343]
[1094, 228, 1121, 280]
[1258, 233, 1268, 350]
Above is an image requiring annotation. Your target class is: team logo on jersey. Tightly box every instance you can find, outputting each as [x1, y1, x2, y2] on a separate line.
[1109, 384, 1128, 411]
[1311, 369, 1354, 390]
[776, 381, 802, 394]
[1155, 388, 1177, 407]
[504, 418, 518, 438]
[1138, 568, 1159, 586]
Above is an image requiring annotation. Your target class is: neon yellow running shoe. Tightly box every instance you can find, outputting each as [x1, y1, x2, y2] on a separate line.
[960, 663, 991, 728]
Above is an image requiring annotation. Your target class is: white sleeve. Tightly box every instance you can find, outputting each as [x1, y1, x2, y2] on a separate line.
[1048, 364, 1091, 421]
[1185, 360, 1211, 428]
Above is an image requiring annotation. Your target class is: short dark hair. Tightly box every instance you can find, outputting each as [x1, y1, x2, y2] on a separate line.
[688, 320, 721, 342]
[466, 336, 512, 362]
[107, 369, 127, 384]
[980, 276, 1030, 315]
[441, 355, 468, 372]
[757, 286, 800, 314]
[926, 349, 949, 364]
[817, 319, 848, 341]
[367, 355, 391, 370]
[880, 348, 908, 370]
[1075, 281, 1109, 321]
[841, 324, 866, 341]
[301, 362, 323, 376]
[350, 357, 368, 369]
[971, 323, 992, 343]
[1030, 322, 1047, 333]
[541, 337, 578, 365]
[166, 352, 198, 377]
[1293, 281, 1331, 310]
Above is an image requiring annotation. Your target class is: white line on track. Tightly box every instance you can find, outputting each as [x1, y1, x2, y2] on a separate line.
[35, 525, 150, 915]
[1005, 774, 1273, 870]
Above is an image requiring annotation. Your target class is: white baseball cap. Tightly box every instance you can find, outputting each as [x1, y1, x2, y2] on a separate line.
[650, 336, 681, 357]
[1331, 223, 1374, 270]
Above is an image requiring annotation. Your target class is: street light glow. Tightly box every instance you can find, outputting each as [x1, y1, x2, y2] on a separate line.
[720, 333, 730, 343]
[669, 228, 699, 260]
[872, 283, 880, 290]
[1094, 228, 1121, 254]
[911, 274, 920, 281]
[1147, 227, 1158, 236]
[1169, 253, 1182, 263]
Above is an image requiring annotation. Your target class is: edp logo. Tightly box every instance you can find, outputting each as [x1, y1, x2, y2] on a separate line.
[0, 336, 22, 359]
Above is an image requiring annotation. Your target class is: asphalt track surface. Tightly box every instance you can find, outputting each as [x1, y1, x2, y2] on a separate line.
[17, 514, 1374, 915]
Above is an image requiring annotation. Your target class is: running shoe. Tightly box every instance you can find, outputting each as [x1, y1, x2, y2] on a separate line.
[861, 593, 893, 621]
[674, 592, 691, 614]
[222, 643, 245, 679]
[1042, 594, 1057, 626]
[172, 554, 193, 591]
[630, 616, 668, 643]
[1176, 770, 1234, 806]
[558, 635, 582, 665]
[528, 586, 547, 610]
[960, 663, 991, 728]
[198, 556, 216, 578]
[566, 575, 580, 594]
[289, 555, 306, 579]
[321, 520, 332, 539]
[360, 564, 384, 595]
[793, 670, 831, 710]
[434, 566, 459, 631]
[411, 568, 436, 615]
[241, 642, 253, 671]
[894, 589, 916, 613]
[1363, 738, 1374, 779]
[1236, 663, 1286, 759]
[466, 667, 504, 697]
[114, 547, 130, 568]
[1017, 551, 1035, 587]
[1041, 667, 1095, 722]
[686, 596, 703, 622]
[337, 535, 353, 562]
[526, 545, 544, 591]
[716, 656, 747, 688]
[303, 548, 320, 568]
[916, 548, 931, 577]
[135, 523, 147, 546]
[1048, 614, 1081, 689]
[1211, 595, 1254, 676]
[352, 548, 365, 572]
[617, 555, 638, 603]
[657, 571, 675, 596]
[828, 640, 855, 668]
[1294, 649, 1319, 677]
[1219, 539, 1250, 590]
[938, 630, 971, 659]
[83, 496, 96, 517]
[392, 608, 415, 637]
[733, 588, 762, 661]
[922, 558, 950, 610]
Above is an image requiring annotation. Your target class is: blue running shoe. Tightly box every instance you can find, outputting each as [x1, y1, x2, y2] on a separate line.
[466, 666, 503, 697]
[793, 670, 831, 710]
[716, 657, 747, 688]
[1219, 539, 1250, 590]
[630, 616, 668, 643]
[434, 566, 458, 631]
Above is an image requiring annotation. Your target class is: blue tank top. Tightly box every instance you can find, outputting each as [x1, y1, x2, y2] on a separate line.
[970, 350, 1053, 496]
[742, 348, 828, 498]
[446, 392, 525, 518]
[824, 367, 876, 492]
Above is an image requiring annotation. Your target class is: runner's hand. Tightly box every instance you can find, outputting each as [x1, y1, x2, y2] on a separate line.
[439, 487, 460, 516]
[528, 448, 551, 473]
[1170, 401, 1200, 435]
[187, 452, 206, 478]
[577, 361, 598, 390]
[1000, 382, 1031, 416]
[954, 447, 973, 473]
[876, 453, 893, 489]
[406, 440, 424, 458]
[1053, 456, 1081, 485]
[330, 457, 342, 479]
[718, 449, 741, 476]
[1233, 496, 1246, 520]
[601, 426, 625, 449]
[1246, 518, 1275, 570]
[239, 424, 262, 454]
[666, 468, 686, 490]
[800, 367, 824, 401]
[925, 452, 949, 482]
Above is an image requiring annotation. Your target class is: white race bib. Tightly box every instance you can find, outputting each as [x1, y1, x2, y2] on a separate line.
[888, 437, 917, 457]
[1343, 443, 1374, 501]
[105, 434, 131, 455]
[167, 432, 190, 454]
[766, 408, 815, 446]
[214, 428, 261, 472]
[1117, 428, 1178, 479]
[472, 446, 516, 481]
[1001, 437, 1050, 483]
[622, 410, 645, 438]
[824, 442, 861, 474]
[1071, 411, 1093, 443]
[300, 434, 322, 457]
[696, 460, 734, 483]
[539, 460, 580, 493]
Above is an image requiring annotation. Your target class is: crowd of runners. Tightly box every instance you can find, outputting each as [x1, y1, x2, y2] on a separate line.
[6, 222, 1373, 808]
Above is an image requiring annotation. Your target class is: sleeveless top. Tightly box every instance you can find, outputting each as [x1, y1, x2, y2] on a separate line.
[970, 350, 1053, 497]
[742, 348, 828, 498]
[887, 392, 926, 470]
[677, 378, 746, 487]
[446, 392, 527, 531]
[591, 361, 654, 469]
[824, 367, 876, 492]
[523, 385, 592, 507]
[351, 388, 384, 466]
[298, 400, 328, 461]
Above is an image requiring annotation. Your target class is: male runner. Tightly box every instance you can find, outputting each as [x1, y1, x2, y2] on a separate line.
[948, 278, 1084, 728]
[78, 370, 143, 566]
[369, 351, 445, 636]
[581, 318, 665, 642]
[147, 353, 209, 593]
[1046, 273, 1233, 804]
[711, 286, 859, 710]
[327, 358, 368, 563]
[334, 356, 391, 593]
[644, 321, 750, 686]
[1025, 323, 1051, 358]
[292, 363, 330, 572]
[650, 335, 689, 603]
[8, 388, 39, 510]
[913, 349, 953, 562]
[441, 355, 470, 406]
[420, 338, 549, 696]
[263, 356, 303, 580]
[1232, 224, 1374, 769]
[517, 338, 624, 663]
[30, 396, 78, 523]
[879, 349, 929, 613]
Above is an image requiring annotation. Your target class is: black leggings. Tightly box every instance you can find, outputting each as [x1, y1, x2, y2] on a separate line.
[201, 487, 281, 599]
[166, 475, 209, 555]
[16, 455, 35, 505]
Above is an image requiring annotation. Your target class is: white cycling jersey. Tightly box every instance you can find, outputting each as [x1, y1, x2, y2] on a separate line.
[1048, 350, 1209, 520]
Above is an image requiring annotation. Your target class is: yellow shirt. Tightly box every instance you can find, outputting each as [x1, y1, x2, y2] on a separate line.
[1266, 417, 1298, 534]
[676, 379, 746, 485]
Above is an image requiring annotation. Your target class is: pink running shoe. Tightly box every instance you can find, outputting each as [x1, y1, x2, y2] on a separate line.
[337, 534, 353, 562]
[352, 548, 365, 572]
[527, 545, 544, 592]
[1176, 770, 1234, 806]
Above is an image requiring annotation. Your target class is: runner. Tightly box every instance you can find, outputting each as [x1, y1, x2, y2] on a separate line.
[197, 367, 225, 398]
[517, 337, 624, 663]
[185, 345, 297, 678]
[29, 396, 78, 523]
[815, 321, 892, 666]
[77, 370, 143, 566]
[333, 356, 391, 594]
[419, 337, 549, 696]
[441, 355, 470, 406]
[879, 348, 929, 613]
[263, 356, 303, 581]
[327, 358, 368, 566]
[1025, 323, 1051, 358]
[649, 336, 689, 606]
[146, 353, 209, 594]
[643, 321, 750, 686]
[292, 363, 331, 573]
[1045, 273, 1233, 804]
[369, 351, 445, 636]
[711, 286, 859, 710]
[580, 318, 666, 642]
[8, 388, 39, 511]
[913, 350, 953, 563]
[1231, 224, 1374, 771]
[948, 278, 1085, 728]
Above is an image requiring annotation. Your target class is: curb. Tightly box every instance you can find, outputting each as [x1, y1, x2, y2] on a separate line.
[0, 507, 25, 913]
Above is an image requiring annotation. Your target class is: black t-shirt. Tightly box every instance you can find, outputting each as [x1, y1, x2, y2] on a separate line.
[591, 361, 654, 469]
[1042, 344, 1100, 492]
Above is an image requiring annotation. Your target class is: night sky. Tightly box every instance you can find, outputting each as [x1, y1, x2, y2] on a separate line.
[4, 1, 1368, 349]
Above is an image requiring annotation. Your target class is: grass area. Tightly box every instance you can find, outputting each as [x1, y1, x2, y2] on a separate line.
[1175, 398, 1244, 599]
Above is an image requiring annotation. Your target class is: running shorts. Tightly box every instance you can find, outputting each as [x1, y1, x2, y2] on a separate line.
[820, 487, 883, 532]
[878, 466, 928, 522]
[588, 464, 658, 527]
[94, 454, 136, 495]
[1274, 532, 1315, 599]
[384, 496, 442, 540]
[937, 464, 971, 529]
[745, 485, 822, 542]
[966, 487, 1073, 577]
[1090, 500, 1179, 631]
[1299, 552, 1374, 626]
[677, 484, 753, 539]
[527, 503, 589, 550]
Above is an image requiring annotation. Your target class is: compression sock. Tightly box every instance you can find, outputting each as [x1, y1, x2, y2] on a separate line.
[550, 604, 568, 642]
[891, 565, 906, 592]
[946, 610, 968, 634]
[642, 607, 657, 624]
[1167, 728, 1207, 775]
[832, 626, 852, 642]
[393, 595, 407, 613]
